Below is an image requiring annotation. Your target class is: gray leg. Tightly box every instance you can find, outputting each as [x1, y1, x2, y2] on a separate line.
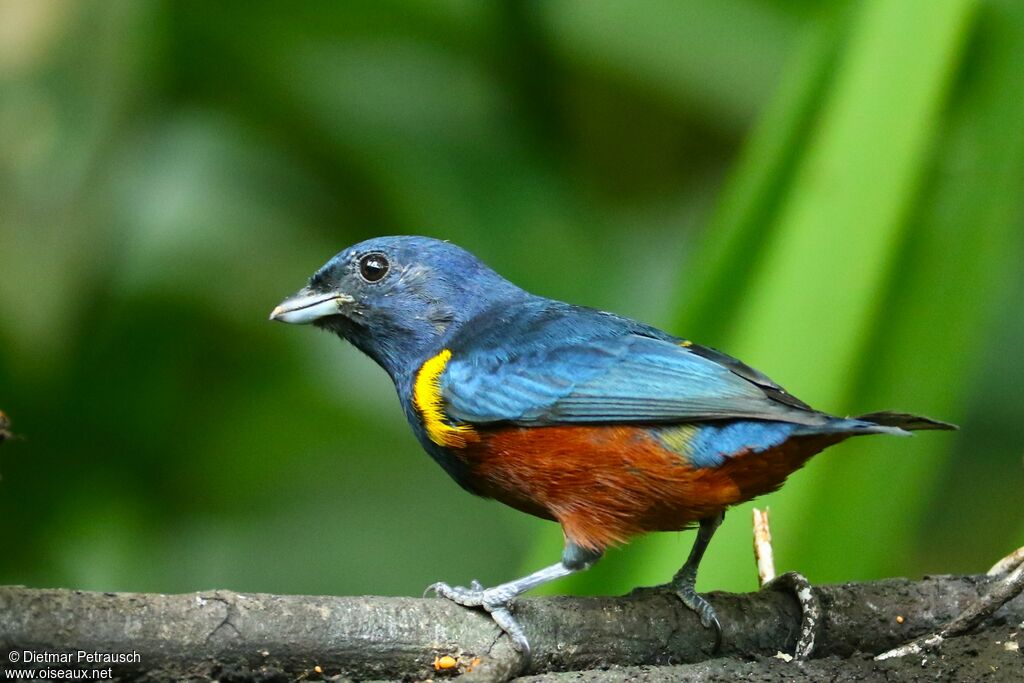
[671, 511, 725, 652]
[426, 541, 603, 656]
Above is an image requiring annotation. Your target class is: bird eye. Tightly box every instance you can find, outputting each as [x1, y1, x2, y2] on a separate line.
[358, 253, 390, 282]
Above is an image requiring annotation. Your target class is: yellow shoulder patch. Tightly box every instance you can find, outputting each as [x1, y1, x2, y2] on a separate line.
[679, 340, 694, 348]
[413, 349, 478, 448]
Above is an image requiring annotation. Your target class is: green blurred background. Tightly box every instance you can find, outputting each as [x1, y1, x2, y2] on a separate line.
[1, 0, 1022, 599]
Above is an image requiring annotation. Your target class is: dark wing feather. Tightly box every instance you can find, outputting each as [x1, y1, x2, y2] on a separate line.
[683, 342, 814, 411]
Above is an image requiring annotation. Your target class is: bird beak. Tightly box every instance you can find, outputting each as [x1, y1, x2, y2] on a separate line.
[269, 290, 354, 324]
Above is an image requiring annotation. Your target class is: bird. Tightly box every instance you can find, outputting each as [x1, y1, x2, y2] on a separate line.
[270, 235, 955, 656]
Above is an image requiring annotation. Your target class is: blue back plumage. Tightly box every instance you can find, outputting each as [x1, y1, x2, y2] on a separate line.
[440, 299, 827, 428]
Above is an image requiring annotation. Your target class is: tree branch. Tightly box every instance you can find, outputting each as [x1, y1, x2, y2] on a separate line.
[2, 574, 1022, 681]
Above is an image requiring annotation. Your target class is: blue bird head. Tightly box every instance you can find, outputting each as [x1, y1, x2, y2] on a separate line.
[271, 236, 523, 378]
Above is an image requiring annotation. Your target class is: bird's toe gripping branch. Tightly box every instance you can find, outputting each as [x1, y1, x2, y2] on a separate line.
[672, 579, 724, 652]
[425, 560, 581, 658]
[426, 581, 531, 655]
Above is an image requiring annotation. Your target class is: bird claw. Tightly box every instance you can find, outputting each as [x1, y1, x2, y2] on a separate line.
[424, 581, 532, 655]
[672, 579, 724, 653]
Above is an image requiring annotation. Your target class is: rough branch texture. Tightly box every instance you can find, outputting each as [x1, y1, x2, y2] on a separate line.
[1, 575, 1023, 681]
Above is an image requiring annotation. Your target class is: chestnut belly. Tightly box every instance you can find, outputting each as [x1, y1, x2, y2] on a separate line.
[461, 424, 834, 552]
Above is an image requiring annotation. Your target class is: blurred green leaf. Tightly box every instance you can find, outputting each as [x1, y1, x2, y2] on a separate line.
[539, 0, 799, 131]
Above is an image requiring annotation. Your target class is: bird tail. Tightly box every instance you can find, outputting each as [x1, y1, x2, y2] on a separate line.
[854, 411, 958, 432]
[793, 411, 957, 438]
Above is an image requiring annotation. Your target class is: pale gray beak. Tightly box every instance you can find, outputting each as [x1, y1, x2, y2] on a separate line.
[269, 290, 354, 324]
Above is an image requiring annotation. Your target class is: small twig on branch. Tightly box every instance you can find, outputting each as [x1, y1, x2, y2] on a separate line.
[752, 507, 775, 586]
[764, 572, 820, 661]
[989, 546, 1024, 577]
[876, 546, 1024, 660]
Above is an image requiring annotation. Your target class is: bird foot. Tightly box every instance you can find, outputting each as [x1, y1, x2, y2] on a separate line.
[763, 571, 820, 661]
[671, 578, 723, 653]
[425, 581, 531, 656]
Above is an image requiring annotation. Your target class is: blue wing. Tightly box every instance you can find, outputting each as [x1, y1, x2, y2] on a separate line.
[439, 300, 827, 427]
